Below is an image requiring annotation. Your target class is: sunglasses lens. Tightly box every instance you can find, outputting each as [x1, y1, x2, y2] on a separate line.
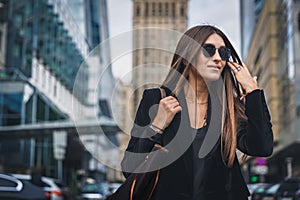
[219, 47, 231, 61]
[202, 44, 216, 57]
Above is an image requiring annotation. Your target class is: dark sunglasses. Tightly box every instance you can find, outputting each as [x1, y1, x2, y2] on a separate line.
[201, 44, 231, 61]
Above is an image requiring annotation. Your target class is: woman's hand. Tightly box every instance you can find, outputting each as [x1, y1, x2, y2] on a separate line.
[227, 62, 259, 93]
[151, 96, 182, 132]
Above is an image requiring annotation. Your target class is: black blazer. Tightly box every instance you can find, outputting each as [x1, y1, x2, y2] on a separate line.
[122, 88, 273, 200]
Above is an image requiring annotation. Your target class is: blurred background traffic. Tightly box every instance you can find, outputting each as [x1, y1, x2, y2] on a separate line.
[0, 0, 300, 199]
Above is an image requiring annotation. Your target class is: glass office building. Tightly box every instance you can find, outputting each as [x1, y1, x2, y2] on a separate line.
[0, 0, 89, 126]
[0, 0, 119, 189]
[0, 0, 90, 177]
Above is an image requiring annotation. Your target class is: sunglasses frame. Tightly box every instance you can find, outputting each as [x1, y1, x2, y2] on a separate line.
[201, 44, 231, 61]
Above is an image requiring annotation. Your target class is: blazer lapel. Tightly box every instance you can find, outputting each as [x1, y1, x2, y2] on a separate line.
[164, 90, 194, 190]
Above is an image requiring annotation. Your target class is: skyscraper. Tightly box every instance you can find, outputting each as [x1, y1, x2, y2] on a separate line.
[68, 0, 119, 181]
[0, 0, 118, 184]
[0, 0, 90, 177]
[67, 0, 115, 117]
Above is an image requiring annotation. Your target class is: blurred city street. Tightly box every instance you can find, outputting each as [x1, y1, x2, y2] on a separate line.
[0, 0, 300, 199]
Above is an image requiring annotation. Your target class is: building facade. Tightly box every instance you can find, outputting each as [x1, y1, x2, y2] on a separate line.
[111, 79, 133, 181]
[240, 0, 300, 182]
[0, 0, 118, 189]
[131, 0, 188, 112]
[0, 0, 90, 181]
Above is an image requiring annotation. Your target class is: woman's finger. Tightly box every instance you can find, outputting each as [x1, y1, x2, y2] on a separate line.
[172, 105, 182, 113]
[168, 101, 180, 108]
[227, 62, 242, 73]
[161, 96, 177, 102]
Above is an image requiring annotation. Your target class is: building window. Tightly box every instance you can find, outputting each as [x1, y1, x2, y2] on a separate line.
[54, 82, 57, 97]
[152, 2, 155, 16]
[144, 49, 149, 63]
[172, 2, 176, 17]
[254, 0, 264, 21]
[180, 4, 185, 17]
[136, 4, 140, 17]
[298, 12, 300, 32]
[158, 3, 162, 16]
[165, 2, 169, 16]
[0, 93, 22, 125]
[145, 2, 149, 17]
[13, 44, 21, 57]
[297, 105, 300, 117]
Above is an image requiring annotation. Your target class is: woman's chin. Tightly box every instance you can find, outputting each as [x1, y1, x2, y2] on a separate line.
[202, 74, 222, 82]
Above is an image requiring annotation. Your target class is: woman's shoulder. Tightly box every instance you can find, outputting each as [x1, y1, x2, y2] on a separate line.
[139, 87, 164, 106]
[142, 87, 162, 97]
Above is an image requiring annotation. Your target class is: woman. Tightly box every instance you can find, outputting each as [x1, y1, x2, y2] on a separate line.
[122, 25, 273, 200]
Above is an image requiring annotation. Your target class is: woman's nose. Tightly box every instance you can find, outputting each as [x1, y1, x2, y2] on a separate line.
[212, 50, 222, 61]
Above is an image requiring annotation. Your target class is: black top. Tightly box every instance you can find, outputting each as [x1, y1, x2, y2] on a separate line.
[192, 126, 207, 200]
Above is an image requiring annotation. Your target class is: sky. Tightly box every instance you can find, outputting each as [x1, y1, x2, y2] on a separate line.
[107, 0, 241, 79]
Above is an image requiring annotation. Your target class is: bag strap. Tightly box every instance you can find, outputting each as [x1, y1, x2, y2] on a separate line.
[129, 88, 166, 200]
[159, 87, 166, 99]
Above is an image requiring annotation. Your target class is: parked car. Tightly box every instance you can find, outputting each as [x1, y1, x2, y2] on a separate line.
[50, 179, 70, 200]
[108, 182, 122, 194]
[276, 177, 300, 200]
[262, 183, 280, 200]
[12, 174, 70, 200]
[80, 181, 111, 200]
[251, 183, 272, 200]
[248, 183, 271, 199]
[0, 173, 47, 200]
[295, 188, 300, 200]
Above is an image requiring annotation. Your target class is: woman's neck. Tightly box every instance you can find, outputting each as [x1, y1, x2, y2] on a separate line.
[185, 73, 209, 102]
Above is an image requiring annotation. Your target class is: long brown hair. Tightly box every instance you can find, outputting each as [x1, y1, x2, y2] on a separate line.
[162, 25, 247, 167]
